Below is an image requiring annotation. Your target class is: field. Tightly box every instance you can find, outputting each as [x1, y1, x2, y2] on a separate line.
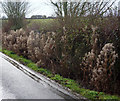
[27, 19, 55, 31]
[2, 18, 58, 32]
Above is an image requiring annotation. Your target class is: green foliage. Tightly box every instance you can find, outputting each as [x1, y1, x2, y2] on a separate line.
[1, 49, 120, 100]
[27, 63, 37, 70]
[37, 68, 52, 76]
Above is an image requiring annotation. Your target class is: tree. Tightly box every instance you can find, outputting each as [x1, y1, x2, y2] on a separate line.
[1, 0, 29, 30]
[51, 0, 116, 19]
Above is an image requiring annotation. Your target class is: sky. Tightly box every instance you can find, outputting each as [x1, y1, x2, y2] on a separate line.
[27, 0, 120, 18]
[27, 0, 56, 18]
[0, 0, 57, 18]
[0, 0, 120, 18]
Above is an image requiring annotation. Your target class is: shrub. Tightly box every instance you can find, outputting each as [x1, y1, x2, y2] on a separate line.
[2, 28, 28, 57]
[2, 4, 120, 95]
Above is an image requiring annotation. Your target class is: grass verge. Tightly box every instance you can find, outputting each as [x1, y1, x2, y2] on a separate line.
[1, 49, 120, 100]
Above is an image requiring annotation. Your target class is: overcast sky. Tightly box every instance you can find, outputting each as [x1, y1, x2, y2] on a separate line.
[28, 0, 120, 18]
[0, 0, 120, 18]
[27, 0, 56, 18]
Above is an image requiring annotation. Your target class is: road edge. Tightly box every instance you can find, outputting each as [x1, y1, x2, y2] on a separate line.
[1, 52, 87, 100]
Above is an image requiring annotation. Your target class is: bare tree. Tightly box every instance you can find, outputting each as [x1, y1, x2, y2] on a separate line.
[1, 0, 30, 30]
[51, 0, 116, 18]
[50, 0, 116, 31]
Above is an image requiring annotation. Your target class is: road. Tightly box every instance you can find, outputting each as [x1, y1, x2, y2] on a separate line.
[0, 53, 78, 100]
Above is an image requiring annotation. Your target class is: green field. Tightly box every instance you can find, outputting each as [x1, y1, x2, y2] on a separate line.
[2, 18, 58, 31]
[27, 19, 54, 23]
[2, 19, 58, 31]
[27, 19, 59, 32]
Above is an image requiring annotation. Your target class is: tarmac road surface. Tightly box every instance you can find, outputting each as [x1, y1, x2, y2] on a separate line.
[0, 52, 80, 100]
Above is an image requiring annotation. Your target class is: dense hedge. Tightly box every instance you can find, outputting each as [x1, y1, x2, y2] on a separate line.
[2, 21, 120, 95]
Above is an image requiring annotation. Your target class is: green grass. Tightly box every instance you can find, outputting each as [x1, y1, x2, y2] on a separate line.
[28, 19, 54, 23]
[2, 19, 59, 32]
[27, 18, 61, 32]
[27, 19, 56, 31]
[1, 49, 120, 100]
[0, 47, 2, 51]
